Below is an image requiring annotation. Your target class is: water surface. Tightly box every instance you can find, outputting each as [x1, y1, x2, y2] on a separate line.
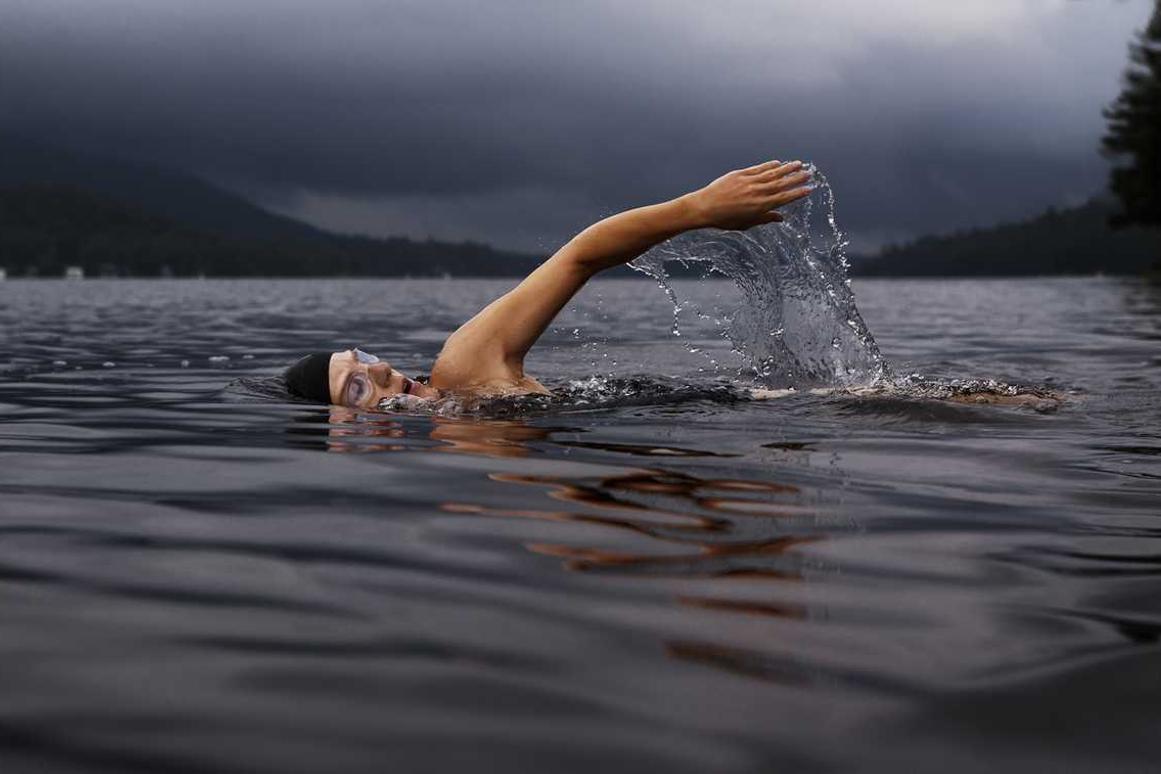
[1, 277, 1159, 773]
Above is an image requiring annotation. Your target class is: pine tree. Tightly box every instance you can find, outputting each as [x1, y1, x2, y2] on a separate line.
[1102, 1, 1161, 232]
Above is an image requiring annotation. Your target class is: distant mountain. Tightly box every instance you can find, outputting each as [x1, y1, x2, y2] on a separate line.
[853, 200, 1161, 277]
[0, 136, 543, 277]
[0, 185, 542, 277]
[0, 134, 326, 242]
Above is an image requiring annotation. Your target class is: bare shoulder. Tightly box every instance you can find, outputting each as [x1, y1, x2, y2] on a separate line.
[429, 324, 501, 388]
[430, 330, 548, 396]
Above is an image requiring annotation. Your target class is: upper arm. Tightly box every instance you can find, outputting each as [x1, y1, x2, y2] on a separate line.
[433, 249, 593, 383]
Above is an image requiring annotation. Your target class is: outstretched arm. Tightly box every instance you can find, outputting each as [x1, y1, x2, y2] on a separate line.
[431, 160, 812, 389]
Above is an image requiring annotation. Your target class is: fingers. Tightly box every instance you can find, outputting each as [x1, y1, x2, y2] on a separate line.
[766, 185, 813, 209]
[742, 158, 783, 175]
[746, 159, 803, 179]
[754, 171, 812, 199]
[754, 165, 809, 188]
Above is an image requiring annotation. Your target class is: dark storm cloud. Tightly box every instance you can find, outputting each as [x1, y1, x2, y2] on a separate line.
[0, 1, 1152, 251]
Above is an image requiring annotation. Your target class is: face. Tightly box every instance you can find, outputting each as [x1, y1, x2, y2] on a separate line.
[328, 349, 437, 408]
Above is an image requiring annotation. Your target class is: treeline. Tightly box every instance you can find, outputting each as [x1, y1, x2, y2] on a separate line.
[1102, 0, 1160, 271]
[854, 200, 1161, 277]
[0, 186, 544, 278]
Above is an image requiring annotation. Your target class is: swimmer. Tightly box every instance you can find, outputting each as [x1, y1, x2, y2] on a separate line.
[285, 160, 814, 408]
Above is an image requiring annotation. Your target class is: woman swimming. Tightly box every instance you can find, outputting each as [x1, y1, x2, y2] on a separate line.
[285, 160, 814, 407]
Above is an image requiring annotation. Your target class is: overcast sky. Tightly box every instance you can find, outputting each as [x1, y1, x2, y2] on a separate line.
[0, 0, 1154, 252]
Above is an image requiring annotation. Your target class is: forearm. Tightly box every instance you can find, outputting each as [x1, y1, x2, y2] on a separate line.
[560, 195, 704, 276]
[558, 159, 811, 277]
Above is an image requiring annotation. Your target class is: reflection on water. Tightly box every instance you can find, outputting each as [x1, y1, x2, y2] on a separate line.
[469, 467, 817, 574]
[0, 278, 1159, 774]
[326, 409, 830, 688]
[341, 412, 829, 687]
[326, 412, 821, 581]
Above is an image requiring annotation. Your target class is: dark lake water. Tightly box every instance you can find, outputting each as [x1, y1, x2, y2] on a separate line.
[1, 276, 1159, 773]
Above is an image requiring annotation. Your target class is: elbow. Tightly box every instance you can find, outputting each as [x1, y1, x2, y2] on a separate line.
[553, 238, 605, 279]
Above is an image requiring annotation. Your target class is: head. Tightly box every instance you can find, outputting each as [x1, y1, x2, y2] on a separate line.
[284, 348, 438, 408]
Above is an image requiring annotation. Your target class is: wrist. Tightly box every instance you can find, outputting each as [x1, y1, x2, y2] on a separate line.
[673, 191, 711, 230]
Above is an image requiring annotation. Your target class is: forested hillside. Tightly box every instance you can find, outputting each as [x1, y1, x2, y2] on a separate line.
[0, 186, 542, 277]
[854, 201, 1160, 277]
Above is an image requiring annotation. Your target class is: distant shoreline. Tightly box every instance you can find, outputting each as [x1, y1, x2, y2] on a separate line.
[5, 139, 1157, 281]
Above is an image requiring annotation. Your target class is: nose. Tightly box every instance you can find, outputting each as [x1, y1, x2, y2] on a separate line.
[367, 361, 393, 387]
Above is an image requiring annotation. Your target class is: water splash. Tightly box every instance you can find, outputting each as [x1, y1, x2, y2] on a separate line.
[363, 375, 1062, 419]
[376, 376, 748, 417]
[630, 165, 887, 389]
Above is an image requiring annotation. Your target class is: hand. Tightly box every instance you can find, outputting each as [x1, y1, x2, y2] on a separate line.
[683, 160, 813, 231]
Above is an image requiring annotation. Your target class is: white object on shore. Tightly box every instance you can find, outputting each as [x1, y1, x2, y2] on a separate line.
[65, 266, 85, 280]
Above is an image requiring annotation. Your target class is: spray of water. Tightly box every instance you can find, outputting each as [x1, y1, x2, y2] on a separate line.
[630, 165, 887, 389]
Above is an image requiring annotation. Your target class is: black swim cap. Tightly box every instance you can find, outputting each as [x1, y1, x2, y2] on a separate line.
[285, 352, 333, 404]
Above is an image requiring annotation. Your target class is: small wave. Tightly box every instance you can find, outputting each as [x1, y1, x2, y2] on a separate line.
[225, 375, 299, 402]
